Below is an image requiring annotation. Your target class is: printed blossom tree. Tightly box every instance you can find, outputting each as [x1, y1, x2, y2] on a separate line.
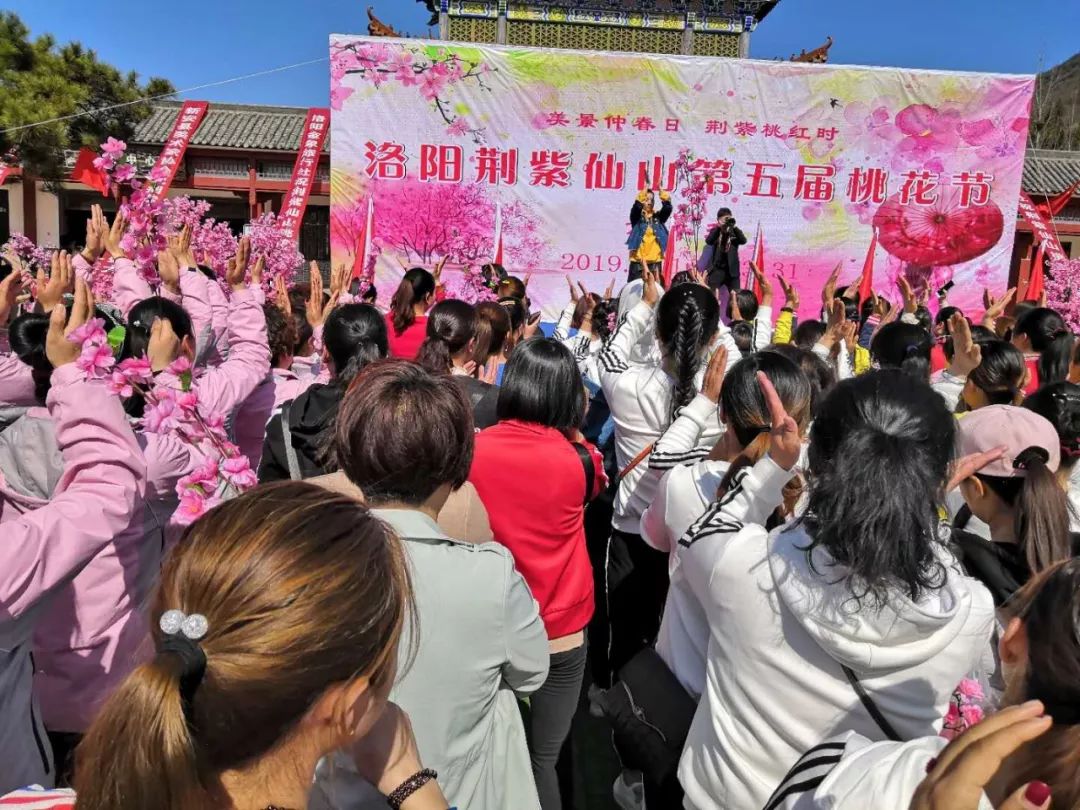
[372, 178, 546, 271]
[1046, 258, 1080, 332]
[330, 40, 495, 143]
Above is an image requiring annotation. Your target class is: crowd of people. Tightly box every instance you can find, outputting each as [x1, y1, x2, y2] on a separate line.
[1, 201, 1079, 810]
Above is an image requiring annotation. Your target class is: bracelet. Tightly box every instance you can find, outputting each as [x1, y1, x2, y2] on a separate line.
[386, 768, 438, 810]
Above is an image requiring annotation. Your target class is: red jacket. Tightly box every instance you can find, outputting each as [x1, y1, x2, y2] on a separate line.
[469, 420, 606, 639]
[386, 314, 428, 360]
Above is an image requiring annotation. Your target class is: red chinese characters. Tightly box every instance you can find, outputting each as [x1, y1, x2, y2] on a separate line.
[900, 170, 939, 205]
[705, 120, 728, 135]
[530, 150, 573, 188]
[691, 159, 733, 195]
[276, 107, 330, 238]
[747, 162, 785, 198]
[476, 147, 518, 186]
[365, 141, 408, 180]
[419, 144, 463, 183]
[847, 168, 889, 204]
[585, 153, 626, 190]
[637, 157, 678, 192]
[952, 171, 994, 207]
[794, 165, 836, 202]
[148, 100, 209, 202]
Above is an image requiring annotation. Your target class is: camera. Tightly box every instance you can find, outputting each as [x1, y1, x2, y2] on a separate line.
[722, 217, 737, 230]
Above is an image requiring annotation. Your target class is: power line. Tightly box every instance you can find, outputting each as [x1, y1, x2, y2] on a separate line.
[0, 55, 330, 136]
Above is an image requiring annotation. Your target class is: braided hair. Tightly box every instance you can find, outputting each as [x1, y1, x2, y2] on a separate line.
[656, 284, 720, 422]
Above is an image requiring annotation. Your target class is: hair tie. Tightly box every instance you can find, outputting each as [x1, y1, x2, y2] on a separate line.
[903, 344, 921, 358]
[1012, 445, 1050, 471]
[1062, 438, 1080, 459]
[158, 609, 209, 714]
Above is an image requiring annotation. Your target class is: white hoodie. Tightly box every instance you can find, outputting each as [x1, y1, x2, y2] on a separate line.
[676, 457, 997, 810]
[767, 731, 993, 810]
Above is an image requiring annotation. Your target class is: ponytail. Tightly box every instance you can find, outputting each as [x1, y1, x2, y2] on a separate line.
[803, 370, 954, 606]
[656, 284, 720, 422]
[323, 304, 389, 389]
[968, 340, 1026, 406]
[389, 268, 435, 336]
[473, 301, 511, 367]
[75, 660, 203, 810]
[979, 445, 1071, 575]
[416, 299, 478, 375]
[1015, 307, 1074, 385]
[870, 322, 933, 382]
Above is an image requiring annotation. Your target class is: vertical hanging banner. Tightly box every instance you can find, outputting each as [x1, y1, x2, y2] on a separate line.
[1016, 191, 1068, 264]
[149, 100, 209, 202]
[277, 108, 331, 238]
[331, 36, 1034, 319]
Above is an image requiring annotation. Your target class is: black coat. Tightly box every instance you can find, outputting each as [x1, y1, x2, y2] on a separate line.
[705, 223, 747, 288]
[258, 383, 341, 483]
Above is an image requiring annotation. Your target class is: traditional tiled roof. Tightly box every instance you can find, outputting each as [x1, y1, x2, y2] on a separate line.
[1024, 149, 1080, 197]
[131, 102, 329, 154]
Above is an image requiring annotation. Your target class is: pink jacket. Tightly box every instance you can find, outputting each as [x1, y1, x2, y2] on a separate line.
[0, 354, 35, 407]
[29, 286, 267, 733]
[0, 366, 146, 792]
[234, 367, 317, 471]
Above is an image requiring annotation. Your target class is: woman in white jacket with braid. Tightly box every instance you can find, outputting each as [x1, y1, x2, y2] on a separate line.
[595, 269, 734, 683]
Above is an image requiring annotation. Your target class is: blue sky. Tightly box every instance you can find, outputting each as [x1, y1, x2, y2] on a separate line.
[7, 0, 1077, 108]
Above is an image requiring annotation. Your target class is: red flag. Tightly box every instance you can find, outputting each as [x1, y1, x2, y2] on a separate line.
[1026, 241, 1046, 302]
[858, 231, 877, 305]
[0, 164, 12, 186]
[70, 148, 109, 196]
[662, 221, 680, 285]
[1037, 178, 1080, 218]
[351, 197, 374, 281]
[493, 203, 504, 266]
[749, 223, 765, 301]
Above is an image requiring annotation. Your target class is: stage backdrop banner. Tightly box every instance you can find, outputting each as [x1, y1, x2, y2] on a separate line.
[330, 35, 1034, 319]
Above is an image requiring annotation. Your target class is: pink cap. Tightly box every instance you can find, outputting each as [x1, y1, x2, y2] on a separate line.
[955, 404, 1061, 478]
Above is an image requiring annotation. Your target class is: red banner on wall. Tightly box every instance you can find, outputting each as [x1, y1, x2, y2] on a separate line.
[277, 108, 330, 238]
[1016, 191, 1068, 264]
[149, 100, 209, 202]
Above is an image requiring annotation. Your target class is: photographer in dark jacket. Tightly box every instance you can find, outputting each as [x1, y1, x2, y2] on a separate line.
[704, 208, 747, 317]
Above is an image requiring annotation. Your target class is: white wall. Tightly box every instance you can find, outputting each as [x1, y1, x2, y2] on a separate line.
[35, 182, 61, 247]
[6, 185, 23, 234]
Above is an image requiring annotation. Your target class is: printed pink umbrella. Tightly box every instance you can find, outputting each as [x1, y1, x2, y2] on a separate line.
[873, 192, 1004, 267]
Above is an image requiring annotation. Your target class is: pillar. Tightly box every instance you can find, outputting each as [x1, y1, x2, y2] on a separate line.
[7, 183, 24, 234]
[739, 31, 751, 58]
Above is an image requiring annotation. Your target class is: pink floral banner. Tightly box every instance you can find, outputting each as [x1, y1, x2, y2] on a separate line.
[329, 36, 1034, 318]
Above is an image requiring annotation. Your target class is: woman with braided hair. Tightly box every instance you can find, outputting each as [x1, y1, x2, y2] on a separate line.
[595, 268, 735, 686]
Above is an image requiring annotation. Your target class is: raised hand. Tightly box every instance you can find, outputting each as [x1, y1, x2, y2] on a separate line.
[306, 262, 338, 327]
[45, 277, 94, 368]
[946, 445, 1008, 492]
[157, 248, 182, 294]
[701, 346, 728, 403]
[103, 210, 129, 259]
[641, 267, 660, 307]
[898, 274, 917, 314]
[777, 273, 799, 310]
[566, 274, 580, 303]
[822, 262, 842, 306]
[819, 298, 846, 350]
[982, 287, 1017, 328]
[147, 315, 180, 372]
[0, 270, 25, 326]
[603, 278, 616, 299]
[275, 276, 293, 316]
[225, 237, 251, 291]
[839, 319, 858, 354]
[250, 255, 265, 289]
[81, 204, 106, 264]
[751, 261, 773, 306]
[167, 224, 194, 270]
[36, 250, 75, 313]
[329, 261, 350, 301]
[690, 267, 709, 287]
[479, 359, 500, 385]
[433, 255, 447, 285]
[948, 313, 982, 377]
[759, 370, 801, 471]
[910, 701, 1052, 810]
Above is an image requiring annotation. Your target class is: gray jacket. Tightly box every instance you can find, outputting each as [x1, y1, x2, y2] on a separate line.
[311, 508, 549, 810]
